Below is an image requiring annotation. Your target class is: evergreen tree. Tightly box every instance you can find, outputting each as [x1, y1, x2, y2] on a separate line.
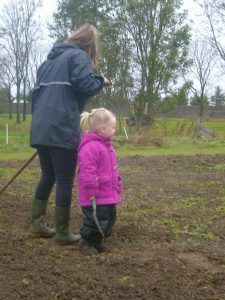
[211, 86, 225, 106]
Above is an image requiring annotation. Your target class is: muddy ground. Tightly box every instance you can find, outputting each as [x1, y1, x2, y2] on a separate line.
[1, 154, 225, 299]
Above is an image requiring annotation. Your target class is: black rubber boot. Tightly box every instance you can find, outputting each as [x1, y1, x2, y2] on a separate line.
[31, 199, 55, 238]
[94, 238, 111, 253]
[55, 206, 81, 245]
[79, 239, 98, 256]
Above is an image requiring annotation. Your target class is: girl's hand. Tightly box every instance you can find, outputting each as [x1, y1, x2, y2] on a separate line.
[103, 77, 110, 86]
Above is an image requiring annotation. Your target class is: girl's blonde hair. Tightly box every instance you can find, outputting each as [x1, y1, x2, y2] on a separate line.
[66, 24, 99, 68]
[80, 108, 116, 132]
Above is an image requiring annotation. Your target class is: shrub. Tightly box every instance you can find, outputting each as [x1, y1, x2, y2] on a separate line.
[132, 126, 164, 147]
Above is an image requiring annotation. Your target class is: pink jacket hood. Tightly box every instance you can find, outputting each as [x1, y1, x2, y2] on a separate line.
[77, 131, 123, 207]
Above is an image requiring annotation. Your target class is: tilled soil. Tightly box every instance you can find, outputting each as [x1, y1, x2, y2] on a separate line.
[0, 154, 225, 299]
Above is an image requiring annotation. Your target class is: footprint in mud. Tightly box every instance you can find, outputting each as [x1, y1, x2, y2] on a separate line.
[178, 252, 222, 273]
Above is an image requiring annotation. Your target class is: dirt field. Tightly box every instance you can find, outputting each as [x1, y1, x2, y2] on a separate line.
[1, 154, 225, 299]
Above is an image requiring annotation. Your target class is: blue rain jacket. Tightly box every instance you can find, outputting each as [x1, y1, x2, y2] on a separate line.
[30, 42, 104, 149]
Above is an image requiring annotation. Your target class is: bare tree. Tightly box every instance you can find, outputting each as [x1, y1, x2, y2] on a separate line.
[27, 42, 48, 92]
[0, 0, 42, 123]
[201, 0, 225, 64]
[0, 56, 16, 119]
[189, 39, 216, 118]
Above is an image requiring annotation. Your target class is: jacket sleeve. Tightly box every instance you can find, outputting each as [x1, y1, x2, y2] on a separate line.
[70, 51, 104, 97]
[78, 144, 100, 199]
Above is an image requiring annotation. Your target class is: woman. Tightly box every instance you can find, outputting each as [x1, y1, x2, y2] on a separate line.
[30, 24, 109, 244]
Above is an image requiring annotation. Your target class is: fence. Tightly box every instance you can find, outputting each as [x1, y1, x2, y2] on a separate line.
[1, 102, 225, 119]
[0, 102, 32, 114]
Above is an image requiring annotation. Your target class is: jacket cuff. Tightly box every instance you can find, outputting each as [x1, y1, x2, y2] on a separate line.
[95, 75, 104, 90]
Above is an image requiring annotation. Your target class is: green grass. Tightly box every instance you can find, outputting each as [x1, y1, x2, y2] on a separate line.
[202, 120, 225, 137]
[115, 138, 225, 156]
[0, 167, 17, 178]
[0, 114, 33, 160]
[213, 163, 225, 170]
[0, 114, 225, 160]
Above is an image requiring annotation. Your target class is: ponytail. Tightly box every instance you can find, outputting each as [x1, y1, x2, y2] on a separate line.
[80, 111, 91, 131]
[80, 108, 115, 132]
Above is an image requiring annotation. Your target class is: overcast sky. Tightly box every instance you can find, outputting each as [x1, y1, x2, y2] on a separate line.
[0, 0, 206, 58]
[0, 0, 223, 92]
[0, 0, 205, 39]
[38, 0, 207, 46]
[34, 0, 206, 43]
[38, 0, 204, 32]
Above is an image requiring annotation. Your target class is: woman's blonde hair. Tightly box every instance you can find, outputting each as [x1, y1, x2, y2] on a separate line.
[80, 108, 116, 132]
[66, 24, 99, 68]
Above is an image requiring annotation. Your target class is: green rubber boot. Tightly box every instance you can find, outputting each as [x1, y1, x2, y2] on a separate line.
[31, 199, 55, 238]
[55, 206, 81, 245]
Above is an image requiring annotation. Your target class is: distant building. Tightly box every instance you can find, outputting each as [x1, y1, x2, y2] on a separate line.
[0, 99, 31, 114]
[12, 99, 29, 104]
[160, 105, 225, 119]
[0, 98, 8, 113]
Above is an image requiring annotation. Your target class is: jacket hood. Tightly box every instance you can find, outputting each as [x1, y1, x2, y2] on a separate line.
[47, 42, 79, 60]
[78, 131, 111, 151]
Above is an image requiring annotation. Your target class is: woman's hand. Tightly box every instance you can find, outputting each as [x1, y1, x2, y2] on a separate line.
[103, 77, 110, 86]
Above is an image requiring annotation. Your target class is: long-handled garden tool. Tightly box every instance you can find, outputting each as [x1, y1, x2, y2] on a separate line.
[0, 151, 38, 197]
[92, 198, 105, 238]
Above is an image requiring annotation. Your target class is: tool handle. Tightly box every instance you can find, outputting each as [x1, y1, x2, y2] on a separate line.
[92, 198, 97, 211]
[0, 151, 38, 197]
[92, 198, 105, 239]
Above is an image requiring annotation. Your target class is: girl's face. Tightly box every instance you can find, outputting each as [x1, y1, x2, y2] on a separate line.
[104, 124, 116, 138]
[98, 117, 116, 139]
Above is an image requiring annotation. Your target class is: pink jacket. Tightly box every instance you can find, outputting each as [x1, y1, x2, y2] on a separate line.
[77, 131, 123, 207]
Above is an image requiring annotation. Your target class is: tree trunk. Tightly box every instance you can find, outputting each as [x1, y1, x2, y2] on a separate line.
[199, 93, 204, 121]
[8, 99, 12, 120]
[23, 81, 26, 122]
[7, 88, 12, 119]
[23, 99, 26, 122]
[16, 82, 21, 124]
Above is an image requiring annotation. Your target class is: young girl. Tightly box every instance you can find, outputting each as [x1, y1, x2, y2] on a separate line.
[77, 108, 123, 255]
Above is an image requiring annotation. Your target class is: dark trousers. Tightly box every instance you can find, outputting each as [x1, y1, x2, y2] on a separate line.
[80, 204, 116, 243]
[35, 146, 77, 207]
